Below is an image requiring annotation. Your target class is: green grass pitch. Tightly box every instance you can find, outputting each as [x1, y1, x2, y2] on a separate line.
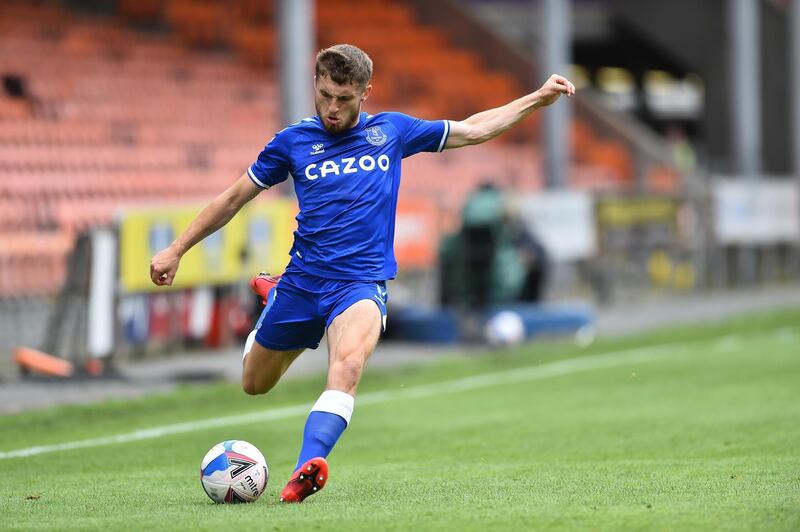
[1, 308, 799, 531]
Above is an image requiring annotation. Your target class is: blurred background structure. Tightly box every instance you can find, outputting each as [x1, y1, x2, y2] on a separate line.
[0, 0, 798, 377]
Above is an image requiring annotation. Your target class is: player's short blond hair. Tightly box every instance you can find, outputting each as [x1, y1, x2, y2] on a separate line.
[315, 44, 373, 89]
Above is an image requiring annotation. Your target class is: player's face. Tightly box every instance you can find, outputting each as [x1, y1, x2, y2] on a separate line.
[314, 75, 371, 134]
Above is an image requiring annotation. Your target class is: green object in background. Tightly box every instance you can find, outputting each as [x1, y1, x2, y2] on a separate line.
[490, 244, 526, 302]
[461, 185, 504, 228]
[440, 185, 527, 306]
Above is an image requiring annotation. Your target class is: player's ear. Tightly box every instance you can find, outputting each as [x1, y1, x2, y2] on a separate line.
[361, 83, 372, 101]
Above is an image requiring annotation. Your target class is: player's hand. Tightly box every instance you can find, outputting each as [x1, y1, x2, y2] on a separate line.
[150, 247, 181, 286]
[536, 74, 576, 107]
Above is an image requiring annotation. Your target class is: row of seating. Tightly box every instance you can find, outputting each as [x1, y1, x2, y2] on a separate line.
[0, 231, 73, 298]
[0, 97, 274, 124]
[11, 72, 278, 101]
[1, 168, 235, 195]
[1, 40, 263, 82]
[0, 121, 270, 147]
[0, 146, 226, 172]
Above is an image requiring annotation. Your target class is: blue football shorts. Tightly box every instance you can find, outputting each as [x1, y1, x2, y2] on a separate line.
[254, 262, 388, 351]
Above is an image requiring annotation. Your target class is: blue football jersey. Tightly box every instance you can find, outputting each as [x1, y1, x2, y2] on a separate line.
[248, 112, 450, 280]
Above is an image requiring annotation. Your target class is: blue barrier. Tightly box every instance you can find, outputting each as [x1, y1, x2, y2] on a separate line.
[387, 303, 594, 344]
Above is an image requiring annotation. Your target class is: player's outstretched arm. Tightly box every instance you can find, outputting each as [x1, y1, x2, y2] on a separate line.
[445, 74, 575, 149]
[149, 173, 262, 286]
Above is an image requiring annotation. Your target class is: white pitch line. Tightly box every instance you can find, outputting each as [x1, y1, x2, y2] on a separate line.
[712, 334, 742, 353]
[0, 343, 685, 460]
[774, 327, 798, 344]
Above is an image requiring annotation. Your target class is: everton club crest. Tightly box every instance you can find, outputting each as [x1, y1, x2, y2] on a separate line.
[365, 126, 388, 146]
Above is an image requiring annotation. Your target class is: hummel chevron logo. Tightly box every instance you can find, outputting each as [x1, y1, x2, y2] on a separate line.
[310, 143, 325, 155]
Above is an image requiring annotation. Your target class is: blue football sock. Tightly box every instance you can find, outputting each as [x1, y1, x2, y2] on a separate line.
[295, 411, 347, 471]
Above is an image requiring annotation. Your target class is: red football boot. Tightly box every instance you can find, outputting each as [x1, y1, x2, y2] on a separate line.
[249, 272, 282, 305]
[279, 457, 328, 503]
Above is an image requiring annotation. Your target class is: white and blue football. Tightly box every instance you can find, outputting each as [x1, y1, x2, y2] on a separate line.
[200, 440, 268, 503]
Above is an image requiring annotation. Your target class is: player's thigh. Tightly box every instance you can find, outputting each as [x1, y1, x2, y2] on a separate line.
[242, 342, 304, 395]
[326, 299, 383, 384]
[324, 280, 387, 362]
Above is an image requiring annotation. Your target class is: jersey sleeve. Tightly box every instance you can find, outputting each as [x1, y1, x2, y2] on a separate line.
[247, 131, 291, 188]
[391, 112, 450, 158]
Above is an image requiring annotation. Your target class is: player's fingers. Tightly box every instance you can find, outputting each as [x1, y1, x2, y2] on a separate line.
[547, 78, 567, 95]
[152, 267, 167, 285]
[554, 77, 576, 97]
[552, 75, 575, 93]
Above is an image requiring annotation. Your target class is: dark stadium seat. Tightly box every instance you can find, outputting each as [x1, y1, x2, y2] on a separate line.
[118, 0, 163, 23]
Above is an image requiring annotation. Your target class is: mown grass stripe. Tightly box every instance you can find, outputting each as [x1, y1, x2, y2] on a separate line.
[0, 343, 687, 460]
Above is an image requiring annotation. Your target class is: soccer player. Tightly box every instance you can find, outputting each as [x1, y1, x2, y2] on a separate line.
[150, 44, 574, 503]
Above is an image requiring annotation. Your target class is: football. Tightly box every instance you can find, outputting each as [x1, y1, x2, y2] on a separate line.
[200, 440, 269, 503]
[484, 310, 526, 347]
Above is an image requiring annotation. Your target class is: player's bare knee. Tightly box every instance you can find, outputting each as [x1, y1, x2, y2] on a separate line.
[243, 381, 273, 396]
[242, 373, 271, 395]
[241, 376, 260, 395]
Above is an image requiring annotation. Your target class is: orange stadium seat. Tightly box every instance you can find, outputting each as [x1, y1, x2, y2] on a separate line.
[571, 120, 596, 157]
[647, 165, 681, 193]
[0, 97, 32, 120]
[118, 0, 162, 23]
[231, 23, 278, 68]
[0, 231, 73, 297]
[167, 0, 230, 48]
[586, 140, 634, 184]
[234, 0, 276, 22]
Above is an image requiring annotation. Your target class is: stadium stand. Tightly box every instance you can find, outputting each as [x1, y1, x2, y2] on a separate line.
[0, 0, 651, 303]
[0, 1, 277, 300]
